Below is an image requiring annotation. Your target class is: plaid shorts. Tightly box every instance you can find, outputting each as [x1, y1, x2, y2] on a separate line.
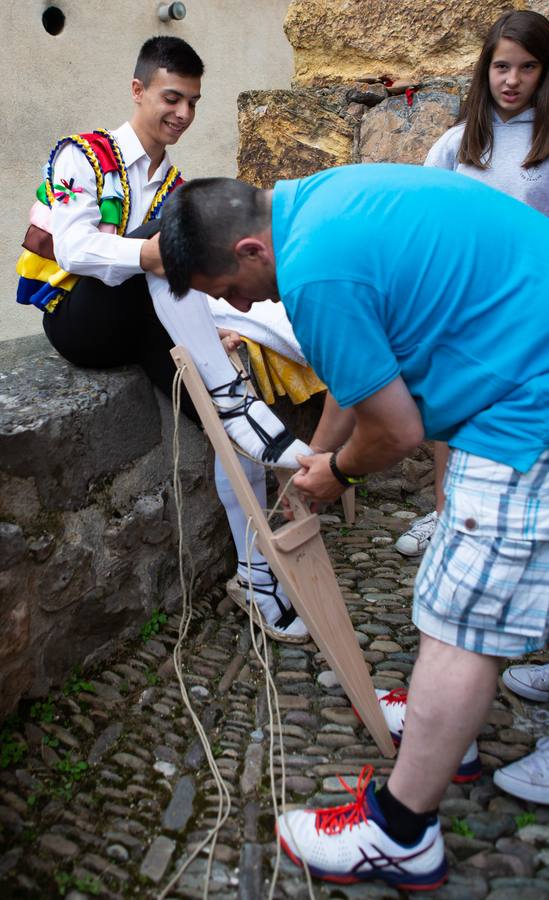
[413, 448, 549, 657]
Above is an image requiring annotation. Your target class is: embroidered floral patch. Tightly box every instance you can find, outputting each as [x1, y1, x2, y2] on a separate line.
[53, 178, 83, 204]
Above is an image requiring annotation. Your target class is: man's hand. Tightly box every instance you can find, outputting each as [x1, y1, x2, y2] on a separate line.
[293, 452, 346, 502]
[140, 232, 165, 277]
[218, 328, 242, 354]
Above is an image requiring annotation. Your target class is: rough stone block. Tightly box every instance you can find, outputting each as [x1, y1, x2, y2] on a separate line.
[237, 88, 353, 187]
[285, 0, 526, 84]
[139, 835, 175, 883]
[0, 335, 233, 719]
[359, 88, 462, 165]
[0, 522, 26, 570]
[0, 335, 161, 511]
[162, 775, 196, 831]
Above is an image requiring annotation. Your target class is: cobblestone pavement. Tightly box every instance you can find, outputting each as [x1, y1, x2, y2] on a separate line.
[1, 496, 549, 900]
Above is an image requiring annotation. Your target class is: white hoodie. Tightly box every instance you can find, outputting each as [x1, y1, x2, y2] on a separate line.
[425, 108, 549, 217]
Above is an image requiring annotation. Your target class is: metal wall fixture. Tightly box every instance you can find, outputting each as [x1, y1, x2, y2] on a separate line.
[158, 3, 186, 22]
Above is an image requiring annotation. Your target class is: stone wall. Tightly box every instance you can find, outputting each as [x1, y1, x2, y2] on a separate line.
[0, 336, 327, 721]
[284, 0, 548, 85]
[237, 75, 470, 185]
[0, 335, 234, 721]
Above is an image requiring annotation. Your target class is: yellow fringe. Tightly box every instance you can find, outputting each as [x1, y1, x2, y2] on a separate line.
[46, 135, 104, 207]
[144, 165, 180, 223]
[242, 337, 326, 406]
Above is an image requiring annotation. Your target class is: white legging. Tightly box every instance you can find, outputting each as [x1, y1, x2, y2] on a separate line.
[147, 275, 311, 467]
[147, 275, 309, 599]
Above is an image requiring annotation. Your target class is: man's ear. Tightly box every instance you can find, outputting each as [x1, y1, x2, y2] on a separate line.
[234, 237, 270, 261]
[131, 78, 145, 105]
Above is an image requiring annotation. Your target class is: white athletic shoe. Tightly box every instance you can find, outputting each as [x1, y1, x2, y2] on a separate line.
[502, 664, 549, 702]
[374, 688, 482, 784]
[276, 766, 448, 889]
[395, 511, 438, 557]
[494, 737, 549, 805]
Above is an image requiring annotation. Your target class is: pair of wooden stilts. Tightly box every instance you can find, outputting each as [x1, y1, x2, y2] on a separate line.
[171, 345, 395, 758]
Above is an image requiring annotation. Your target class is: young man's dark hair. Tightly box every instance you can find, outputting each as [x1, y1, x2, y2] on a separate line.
[160, 178, 269, 296]
[134, 35, 204, 85]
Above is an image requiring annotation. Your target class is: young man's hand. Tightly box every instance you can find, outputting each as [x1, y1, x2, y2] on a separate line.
[218, 329, 242, 354]
[140, 232, 165, 277]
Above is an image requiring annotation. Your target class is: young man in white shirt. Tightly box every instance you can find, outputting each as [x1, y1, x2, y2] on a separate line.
[29, 36, 311, 642]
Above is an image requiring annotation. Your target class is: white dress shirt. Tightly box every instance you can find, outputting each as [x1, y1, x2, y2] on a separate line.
[51, 121, 173, 286]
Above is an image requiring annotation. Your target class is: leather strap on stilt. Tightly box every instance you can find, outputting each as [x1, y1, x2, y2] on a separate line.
[210, 374, 296, 464]
[237, 561, 298, 628]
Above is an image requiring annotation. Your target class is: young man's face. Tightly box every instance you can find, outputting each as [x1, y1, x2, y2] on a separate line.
[131, 68, 201, 152]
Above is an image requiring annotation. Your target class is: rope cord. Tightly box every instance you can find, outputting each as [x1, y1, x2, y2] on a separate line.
[157, 366, 232, 900]
[159, 364, 315, 899]
[243, 483, 316, 900]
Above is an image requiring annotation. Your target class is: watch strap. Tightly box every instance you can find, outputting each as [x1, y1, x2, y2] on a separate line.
[329, 452, 368, 486]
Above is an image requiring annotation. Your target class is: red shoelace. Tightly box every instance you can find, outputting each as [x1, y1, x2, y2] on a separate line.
[381, 687, 408, 706]
[315, 765, 375, 835]
[352, 687, 408, 727]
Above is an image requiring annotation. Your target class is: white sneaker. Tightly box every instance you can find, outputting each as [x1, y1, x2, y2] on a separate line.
[276, 766, 448, 889]
[395, 511, 438, 557]
[502, 664, 549, 702]
[374, 688, 482, 783]
[494, 737, 549, 804]
[226, 573, 310, 644]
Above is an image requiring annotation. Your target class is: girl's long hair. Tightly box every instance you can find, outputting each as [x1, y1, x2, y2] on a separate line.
[458, 10, 549, 169]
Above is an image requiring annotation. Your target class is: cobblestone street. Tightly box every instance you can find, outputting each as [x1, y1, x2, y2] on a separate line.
[1, 495, 548, 900]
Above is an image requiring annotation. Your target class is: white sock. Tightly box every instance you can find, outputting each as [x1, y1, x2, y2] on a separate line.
[148, 276, 312, 468]
[214, 455, 295, 624]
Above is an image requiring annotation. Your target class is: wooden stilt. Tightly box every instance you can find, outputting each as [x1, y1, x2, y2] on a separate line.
[341, 487, 356, 526]
[171, 345, 395, 758]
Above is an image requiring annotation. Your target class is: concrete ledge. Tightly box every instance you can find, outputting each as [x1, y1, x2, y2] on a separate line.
[0, 335, 233, 719]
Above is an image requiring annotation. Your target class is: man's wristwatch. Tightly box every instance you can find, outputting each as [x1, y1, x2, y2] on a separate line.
[329, 452, 368, 487]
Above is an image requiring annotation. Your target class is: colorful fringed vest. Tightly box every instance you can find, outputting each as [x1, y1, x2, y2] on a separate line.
[16, 129, 183, 313]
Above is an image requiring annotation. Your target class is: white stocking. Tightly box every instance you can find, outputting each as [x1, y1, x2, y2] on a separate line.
[148, 275, 312, 469]
[214, 454, 268, 580]
[214, 455, 297, 624]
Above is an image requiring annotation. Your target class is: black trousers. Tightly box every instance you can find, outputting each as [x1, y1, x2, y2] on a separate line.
[43, 221, 199, 423]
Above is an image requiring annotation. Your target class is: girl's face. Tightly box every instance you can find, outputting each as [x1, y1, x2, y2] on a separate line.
[489, 37, 543, 121]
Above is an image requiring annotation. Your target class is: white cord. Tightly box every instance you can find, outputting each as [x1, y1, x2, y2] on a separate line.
[244, 481, 316, 900]
[160, 366, 315, 900]
[157, 367, 233, 900]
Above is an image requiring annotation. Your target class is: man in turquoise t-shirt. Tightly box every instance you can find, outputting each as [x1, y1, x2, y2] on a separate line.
[159, 165, 549, 891]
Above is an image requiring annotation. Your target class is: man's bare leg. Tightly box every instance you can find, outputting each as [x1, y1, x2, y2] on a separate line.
[387, 633, 499, 811]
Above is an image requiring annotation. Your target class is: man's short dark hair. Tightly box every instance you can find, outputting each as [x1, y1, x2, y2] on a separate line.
[160, 178, 270, 297]
[134, 36, 204, 86]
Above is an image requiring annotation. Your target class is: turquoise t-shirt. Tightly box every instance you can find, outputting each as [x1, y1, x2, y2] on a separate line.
[272, 164, 549, 472]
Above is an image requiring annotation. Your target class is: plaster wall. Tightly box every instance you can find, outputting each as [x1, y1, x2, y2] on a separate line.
[1, 0, 292, 342]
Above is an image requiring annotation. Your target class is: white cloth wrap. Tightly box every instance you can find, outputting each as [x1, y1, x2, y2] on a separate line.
[208, 298, 307, 365]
